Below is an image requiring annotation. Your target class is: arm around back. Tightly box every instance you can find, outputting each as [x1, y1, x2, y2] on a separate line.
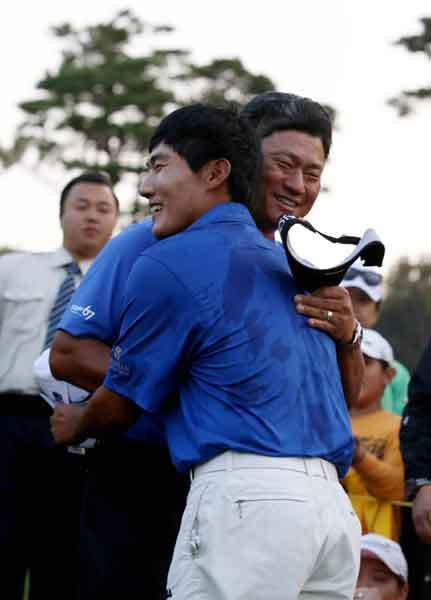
[50, 330, 111, 392]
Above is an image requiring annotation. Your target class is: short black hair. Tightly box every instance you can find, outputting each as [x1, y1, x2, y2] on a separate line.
[241, 92, 332, 158]
[59, 171, 119, 217]
[149, 104, 260, 206]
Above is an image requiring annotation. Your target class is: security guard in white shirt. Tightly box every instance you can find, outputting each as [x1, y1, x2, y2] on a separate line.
[0, 172, 118, 600]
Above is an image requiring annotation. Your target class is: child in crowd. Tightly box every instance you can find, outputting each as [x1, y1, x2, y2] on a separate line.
[343, 329, 405, 541]
[342, 263, 410, 415]
[355, 533, 408, 600]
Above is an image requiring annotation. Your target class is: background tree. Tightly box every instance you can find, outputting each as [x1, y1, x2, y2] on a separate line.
[0, 9, 275, 217]
[0, 9, 339, 218]
[384, 17, 431, 371]
[377, 258, 431, 371]
[387, 16, 431, 116]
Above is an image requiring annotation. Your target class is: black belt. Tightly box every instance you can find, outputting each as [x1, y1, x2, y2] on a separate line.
[0, 393, 53, 416]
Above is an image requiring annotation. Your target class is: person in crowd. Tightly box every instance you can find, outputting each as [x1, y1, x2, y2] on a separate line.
[399, 338, 431, 599]
[355, 533, 409, 600]
[51, 102, 361, 600]
[343, 329, 404, 541]
[341, 263, 410, 415]
[0, 172, 118, 600]
[241, 92, 364, 406]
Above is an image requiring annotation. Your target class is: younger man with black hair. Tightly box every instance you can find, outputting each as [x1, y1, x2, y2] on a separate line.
[50, 104, 258, 600]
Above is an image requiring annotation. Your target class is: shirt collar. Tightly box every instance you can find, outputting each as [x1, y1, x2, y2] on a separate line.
[48, 247, 92, 273]
[48, 246, 75, 268]
[187, 202, 256, 231]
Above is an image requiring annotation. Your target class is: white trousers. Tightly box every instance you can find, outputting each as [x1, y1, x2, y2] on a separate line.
[167, 451, 361, 600]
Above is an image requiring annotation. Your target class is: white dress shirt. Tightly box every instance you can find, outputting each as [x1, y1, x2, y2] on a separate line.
[0, 247, 88, 395]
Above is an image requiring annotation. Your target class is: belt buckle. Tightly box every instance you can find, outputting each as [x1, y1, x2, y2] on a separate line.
[67, 446, 86, 456]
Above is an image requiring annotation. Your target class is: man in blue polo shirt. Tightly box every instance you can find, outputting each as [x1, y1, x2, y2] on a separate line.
[51, 103, 360, 600]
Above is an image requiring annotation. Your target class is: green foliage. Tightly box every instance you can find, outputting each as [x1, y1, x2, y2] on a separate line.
[3, 9, 276, 192]
[377, 258, 431, 371]
[388, 17, 431, 116]
[182, 58, 274, 106]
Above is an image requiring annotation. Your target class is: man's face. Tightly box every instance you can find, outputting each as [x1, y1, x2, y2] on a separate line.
[346, 287, 380, 328]
[357, 556, 408, 600]
[142, 143, 213, 239]
[61, 183, 118, 259]
[258, 130, 325, 237]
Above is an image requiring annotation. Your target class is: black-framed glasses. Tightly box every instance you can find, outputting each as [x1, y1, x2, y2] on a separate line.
[344, 267, 382, 286]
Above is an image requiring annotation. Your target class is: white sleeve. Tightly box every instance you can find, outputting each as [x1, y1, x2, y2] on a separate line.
[33, 349, 90, 408]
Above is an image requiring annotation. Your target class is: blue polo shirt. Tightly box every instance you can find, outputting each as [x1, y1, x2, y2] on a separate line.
[61, 219, 156, 345]
[105, 203, 354, 477]
[59, 218, 163, 444]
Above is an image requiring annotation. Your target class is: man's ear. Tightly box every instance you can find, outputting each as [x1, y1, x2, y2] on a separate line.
[383, 366, 397, 385]
[201, 158, 231, 191]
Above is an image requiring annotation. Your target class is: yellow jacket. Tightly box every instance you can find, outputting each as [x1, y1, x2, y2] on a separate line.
[343, 410, 405, 541]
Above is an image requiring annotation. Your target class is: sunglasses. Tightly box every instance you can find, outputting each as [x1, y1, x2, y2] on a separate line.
[344, 267, 382, 286]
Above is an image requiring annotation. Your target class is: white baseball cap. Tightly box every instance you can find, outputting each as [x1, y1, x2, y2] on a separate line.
[361, 534, 408, 582]
[361, 329, 394, 365]
[341, 261, 383, 303]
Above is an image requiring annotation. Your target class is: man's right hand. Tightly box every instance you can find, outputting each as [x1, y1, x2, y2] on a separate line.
[50, 403, 86, 445]
[412, 485, 431, 544]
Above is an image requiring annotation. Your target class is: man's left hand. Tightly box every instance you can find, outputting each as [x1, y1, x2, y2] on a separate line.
[294, 286, 356, 344]
[50, 403, 86, 445]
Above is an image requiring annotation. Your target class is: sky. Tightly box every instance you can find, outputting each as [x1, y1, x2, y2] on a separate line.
[1, 1, 430, 273]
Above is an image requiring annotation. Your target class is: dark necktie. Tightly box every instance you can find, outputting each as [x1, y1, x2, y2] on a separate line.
[43, 262, 81, 350]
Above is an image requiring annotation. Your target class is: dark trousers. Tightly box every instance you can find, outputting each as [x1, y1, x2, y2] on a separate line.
[0, 394, 85, 600]
[79, 437, 189, 600]
[400, 507, 431, 600]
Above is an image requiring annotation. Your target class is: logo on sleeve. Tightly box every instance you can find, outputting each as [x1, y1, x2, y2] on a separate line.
[110, 346, 130, 377]
[70, 304, 96, 320]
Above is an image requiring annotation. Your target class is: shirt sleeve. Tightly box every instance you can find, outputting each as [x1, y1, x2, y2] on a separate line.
[59, 237, 131, 344]
[354, 426, 405, 501]
[0, 254, 22, 330]
[0, 257, 7, 329]
[104, 254, 201, 413]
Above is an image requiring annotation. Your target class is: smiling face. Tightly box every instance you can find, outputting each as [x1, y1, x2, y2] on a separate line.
[141, 143, 228, 239]
[257, 129, 325, 239]
[61, 182, 118, 260]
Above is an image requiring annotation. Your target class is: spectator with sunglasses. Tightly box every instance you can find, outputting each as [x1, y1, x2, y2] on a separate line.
[342, 263, 410, 416]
